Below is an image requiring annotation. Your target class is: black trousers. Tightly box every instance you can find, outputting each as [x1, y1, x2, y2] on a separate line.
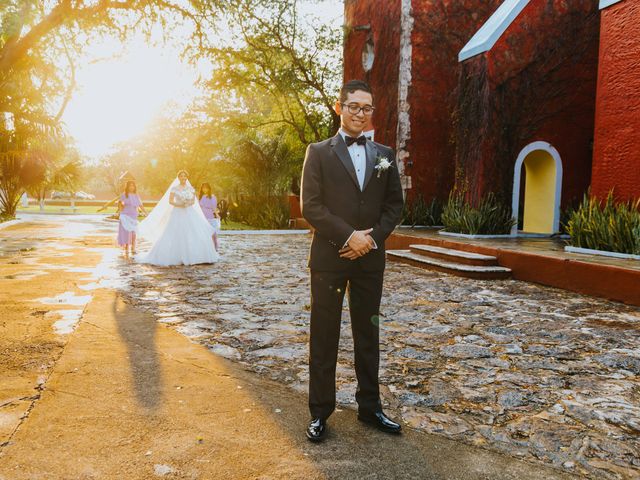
[308, 264, 384, 420]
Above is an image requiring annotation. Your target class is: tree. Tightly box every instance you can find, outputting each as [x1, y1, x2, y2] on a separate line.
[205, 0, 342, 146]
[0, 0, 220, 79]
[0, 0, 226, 216]
[33, 0, 343, 227]
[0, 114, 62, 216]
[27, 151, 82, 211]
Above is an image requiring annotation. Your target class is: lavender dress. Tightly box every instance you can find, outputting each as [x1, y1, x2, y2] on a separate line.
[118, 193, 142, 246]
[199, 194, 220, 233]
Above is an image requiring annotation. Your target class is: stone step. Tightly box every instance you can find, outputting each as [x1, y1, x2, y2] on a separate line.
[387, 250, 512, 280]
[409, 244, 498, 266]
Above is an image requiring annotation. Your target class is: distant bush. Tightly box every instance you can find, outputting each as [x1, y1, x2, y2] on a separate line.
[231, 196, 290, 229]
[442, 190, 515, 235]
[566, 192, 640, 255]
[402, 195, 443, 226]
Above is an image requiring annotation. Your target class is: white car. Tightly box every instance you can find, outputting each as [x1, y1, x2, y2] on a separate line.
[74, 191, 95, 200]
[51, 190, 71, 199]
[51, 190, 95, 200]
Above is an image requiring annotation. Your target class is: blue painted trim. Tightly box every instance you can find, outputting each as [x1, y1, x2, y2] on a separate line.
[458, 0, 530, 62]
[600, 0, 624, 9]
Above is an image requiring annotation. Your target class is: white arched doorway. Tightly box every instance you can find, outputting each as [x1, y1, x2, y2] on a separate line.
[511, 141, 563, 235]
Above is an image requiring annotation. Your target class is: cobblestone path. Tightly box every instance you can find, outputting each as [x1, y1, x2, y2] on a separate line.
[118, 233, 640, 479]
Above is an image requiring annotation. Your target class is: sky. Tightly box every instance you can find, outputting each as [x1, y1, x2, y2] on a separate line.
[62, 0, 343, 160]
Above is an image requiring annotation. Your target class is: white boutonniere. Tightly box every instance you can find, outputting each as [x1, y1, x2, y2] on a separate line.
[374, 156, 393, 178]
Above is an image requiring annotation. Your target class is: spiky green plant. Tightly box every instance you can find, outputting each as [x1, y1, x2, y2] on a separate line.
[566, 192, 640, 255]
[402, 194, 443, 226]
[442, 190, 516, 235]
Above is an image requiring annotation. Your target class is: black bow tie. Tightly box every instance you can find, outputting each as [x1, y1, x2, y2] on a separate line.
[345, 135, 367, 147]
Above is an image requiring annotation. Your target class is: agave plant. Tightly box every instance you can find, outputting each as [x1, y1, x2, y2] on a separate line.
[442, 189, 516, 235]
[402, 194, 443, 226]
[566, 192, 640, 255]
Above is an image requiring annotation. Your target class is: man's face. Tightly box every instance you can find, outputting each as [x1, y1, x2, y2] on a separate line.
[335, 90, 374, 137]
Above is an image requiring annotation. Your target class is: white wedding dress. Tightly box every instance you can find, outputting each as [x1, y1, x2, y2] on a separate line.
[137, 179, 219, 266]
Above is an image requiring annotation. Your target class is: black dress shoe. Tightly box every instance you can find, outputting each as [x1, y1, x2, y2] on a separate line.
[358, 411, 402, 434]
[306, 417, 327, 442]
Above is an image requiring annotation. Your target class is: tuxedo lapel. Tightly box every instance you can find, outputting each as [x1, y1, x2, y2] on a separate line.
[362, 140, 378, 191]
[330, 134, 360, 191]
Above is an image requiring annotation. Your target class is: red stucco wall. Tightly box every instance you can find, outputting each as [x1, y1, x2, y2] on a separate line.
[591, 0, 640, 202]
[406, 0, 502, 203]
[454, 0, 600, 208]
[343, 1, 500, 204]
[343, 0, 401, 149]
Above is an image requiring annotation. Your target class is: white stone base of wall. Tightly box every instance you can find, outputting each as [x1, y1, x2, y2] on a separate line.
[564, 245, 640, 260]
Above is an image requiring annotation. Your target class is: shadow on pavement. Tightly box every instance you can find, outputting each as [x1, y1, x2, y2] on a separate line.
[113, 295, 163, 411]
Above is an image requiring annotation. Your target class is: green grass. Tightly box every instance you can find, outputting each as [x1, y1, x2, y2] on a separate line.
[18, 205, 108, 214]
[17, 205, 258, 230]
[220, 220, 256, 230]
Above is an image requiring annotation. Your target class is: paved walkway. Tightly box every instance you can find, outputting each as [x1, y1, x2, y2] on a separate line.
[123, 231, 640, 479]
[0, 215, 577, 479]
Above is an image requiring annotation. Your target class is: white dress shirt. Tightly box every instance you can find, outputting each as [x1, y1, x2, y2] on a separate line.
[338, 129, 377, 250]
[339, 129, 366, 191]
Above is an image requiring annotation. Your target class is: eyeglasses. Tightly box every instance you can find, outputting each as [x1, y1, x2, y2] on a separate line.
[341, 103, 375, 116]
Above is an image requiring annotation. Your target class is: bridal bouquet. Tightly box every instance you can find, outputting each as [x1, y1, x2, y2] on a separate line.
[174, 188, 195, 207]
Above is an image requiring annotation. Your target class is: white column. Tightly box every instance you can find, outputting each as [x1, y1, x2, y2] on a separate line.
[396, 0, 414, 199]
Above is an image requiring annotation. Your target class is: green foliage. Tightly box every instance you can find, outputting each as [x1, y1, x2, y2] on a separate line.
[223, 132, 299, 198]
[559, 199, 581, 235]
[88, 0, 341, 230]
[402, 195, 443, 226]
[442, 190, 516, 235]
[206, 0, 342, 146]
[1, 0, 226, 214]
[0, 117, 67, 216]
[566, 192, 640, 255]
[192, 1, 341, 227]
[231, 195, 290, 230]
[1, 0, 339, 230]
[27, 153, 83, 207]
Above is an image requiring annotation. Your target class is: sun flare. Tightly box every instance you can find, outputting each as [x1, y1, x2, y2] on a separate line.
[63, 37, 202, 159]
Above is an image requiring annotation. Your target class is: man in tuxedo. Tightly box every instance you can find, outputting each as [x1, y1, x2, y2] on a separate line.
[300, 80, 404, 442]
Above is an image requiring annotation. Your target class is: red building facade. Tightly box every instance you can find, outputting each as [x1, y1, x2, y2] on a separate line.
[343, 0, 401, 150]
[454, 0, 600, 233]
[343, 0, 501, 202]
[343, 1, 638, 233]
[591, 0, 640, 202]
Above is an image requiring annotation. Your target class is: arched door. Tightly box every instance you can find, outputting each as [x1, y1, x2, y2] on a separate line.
[511, 141, 563, 235]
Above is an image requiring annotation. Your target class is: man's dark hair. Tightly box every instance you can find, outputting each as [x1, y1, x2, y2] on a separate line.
[339, 80, 374, 104]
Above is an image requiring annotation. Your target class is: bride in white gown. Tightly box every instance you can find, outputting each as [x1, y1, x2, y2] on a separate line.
[138, 170, 219, 266]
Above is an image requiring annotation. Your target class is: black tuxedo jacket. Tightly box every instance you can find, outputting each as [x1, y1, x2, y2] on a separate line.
[300, 133, 404, 272]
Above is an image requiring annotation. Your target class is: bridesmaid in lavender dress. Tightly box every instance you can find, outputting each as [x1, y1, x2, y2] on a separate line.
[198, 183, 221, 250]
[118, 180, 148, 256]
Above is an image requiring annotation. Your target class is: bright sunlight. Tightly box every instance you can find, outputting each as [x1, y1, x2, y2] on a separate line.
[63, 36, 203, 159]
